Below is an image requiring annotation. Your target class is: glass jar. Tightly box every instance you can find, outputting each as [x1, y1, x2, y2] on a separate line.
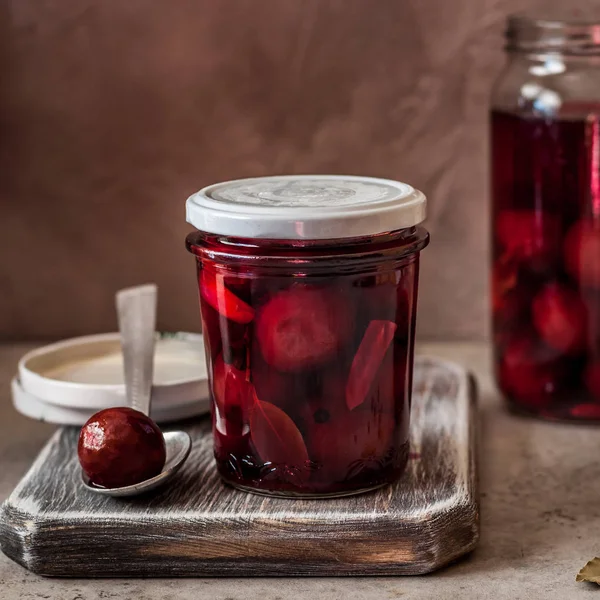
[185, 175, 429, 497]
[491, 12, 600, 421]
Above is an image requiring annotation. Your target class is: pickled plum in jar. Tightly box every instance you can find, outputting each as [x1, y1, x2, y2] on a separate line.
[186, 175, 429, 497]
[255, 286, 354, 373]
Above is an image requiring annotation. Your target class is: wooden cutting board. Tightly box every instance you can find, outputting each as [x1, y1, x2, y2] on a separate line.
[0, 356, 479, 577]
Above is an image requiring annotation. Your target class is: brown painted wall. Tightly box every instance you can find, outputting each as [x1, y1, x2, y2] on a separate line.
[0, 0, 586, 340]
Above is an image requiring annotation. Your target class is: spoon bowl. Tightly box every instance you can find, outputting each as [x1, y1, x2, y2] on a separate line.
[81, 430, 192, 498]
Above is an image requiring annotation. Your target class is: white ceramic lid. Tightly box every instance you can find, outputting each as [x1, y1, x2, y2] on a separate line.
[11, 377, 208, 426]
[186, 175, 427, 240]
[18, 332, 210, 412]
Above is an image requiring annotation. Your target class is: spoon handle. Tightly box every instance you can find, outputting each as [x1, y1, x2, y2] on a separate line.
[116, 284, 157, 417]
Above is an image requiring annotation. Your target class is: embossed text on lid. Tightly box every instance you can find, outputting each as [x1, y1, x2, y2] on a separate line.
[209, 177, 404, 208]
[186, 175, 426, 240]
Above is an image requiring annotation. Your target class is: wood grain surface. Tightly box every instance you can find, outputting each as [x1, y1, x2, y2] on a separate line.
[0, 356, 479, 577]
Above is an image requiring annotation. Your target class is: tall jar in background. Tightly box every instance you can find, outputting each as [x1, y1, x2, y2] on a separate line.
[491, 13, 600, 421]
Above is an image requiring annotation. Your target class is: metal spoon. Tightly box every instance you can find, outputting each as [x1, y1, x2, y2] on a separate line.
[81, 284, 192, 497]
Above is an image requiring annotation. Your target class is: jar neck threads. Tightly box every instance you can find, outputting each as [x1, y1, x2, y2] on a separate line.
[506, 13, 600, 56]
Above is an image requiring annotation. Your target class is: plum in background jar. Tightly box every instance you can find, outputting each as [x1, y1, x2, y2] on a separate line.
[491, 13, 600, 421]
[186, 175, 429, 497]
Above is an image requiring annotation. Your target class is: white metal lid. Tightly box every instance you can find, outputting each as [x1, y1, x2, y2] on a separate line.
[18, 332, 210, 414]
[186, 175, 427, 239]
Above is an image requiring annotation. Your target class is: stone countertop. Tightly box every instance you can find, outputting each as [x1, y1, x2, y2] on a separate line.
[0, 341, 598, 600]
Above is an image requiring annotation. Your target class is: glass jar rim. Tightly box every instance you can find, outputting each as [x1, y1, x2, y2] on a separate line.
[506, 12, 600, 55]
[186, 227, 429, 273]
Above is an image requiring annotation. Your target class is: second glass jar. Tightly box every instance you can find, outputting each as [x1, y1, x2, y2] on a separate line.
[491, 13, 600, 421]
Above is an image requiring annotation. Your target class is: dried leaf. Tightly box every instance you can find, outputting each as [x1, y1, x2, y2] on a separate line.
[576, 557, 600, 584]
[346, 319, 397, 410]
[249, 399, 309, 466]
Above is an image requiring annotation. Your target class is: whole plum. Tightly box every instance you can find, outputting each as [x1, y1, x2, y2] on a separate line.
[78, 407, 166, 489]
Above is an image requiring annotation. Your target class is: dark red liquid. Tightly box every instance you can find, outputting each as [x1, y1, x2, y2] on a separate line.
[188, 231, 426, 496]
[492, 109, 600, 420]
